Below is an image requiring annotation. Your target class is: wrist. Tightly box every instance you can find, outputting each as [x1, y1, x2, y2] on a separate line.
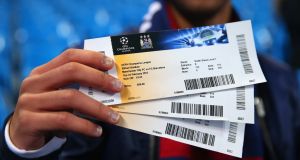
[5, 120, 67, 158]
[9, 117, 46, 150]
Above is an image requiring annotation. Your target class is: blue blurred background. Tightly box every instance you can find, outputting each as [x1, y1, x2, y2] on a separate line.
[0, 0, 299, 127]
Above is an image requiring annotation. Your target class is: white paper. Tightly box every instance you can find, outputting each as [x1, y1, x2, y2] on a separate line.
[80, 20, 266, 105]
[113, 86, 254, 123]
[117, 112, 245, 158]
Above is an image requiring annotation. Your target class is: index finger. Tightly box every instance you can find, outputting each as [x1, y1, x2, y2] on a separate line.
[30, 49, 114, 75]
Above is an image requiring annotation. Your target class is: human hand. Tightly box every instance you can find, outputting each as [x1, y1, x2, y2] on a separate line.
[9, 49, 122, 150]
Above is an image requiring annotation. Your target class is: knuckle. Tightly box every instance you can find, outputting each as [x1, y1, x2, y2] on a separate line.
[62, 89, 79, 100]
[61, 62, 80, 75]
[56, 112, 70, 127]
[17, 94, 37, 111]
[62, 48, 78, 61]
[29, 66, 42, 76]
[20, 77, 34, 92]
[17, 94, 30, 106]
[63, 48, 77, 56]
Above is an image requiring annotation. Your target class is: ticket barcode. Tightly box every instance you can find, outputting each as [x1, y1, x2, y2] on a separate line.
[88, 87, 93, 96]
[236, 34, 253, 74]
[227, 122, 238, 143]
[82, 20, 266, 108]
[165, 123, 215, 146]
[184, 74, 235, 90]
[170, 102, 223, 117]
[236, 87, 246, 110]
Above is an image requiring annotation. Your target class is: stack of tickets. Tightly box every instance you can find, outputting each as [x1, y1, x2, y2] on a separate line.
[80, 20, 266, 158]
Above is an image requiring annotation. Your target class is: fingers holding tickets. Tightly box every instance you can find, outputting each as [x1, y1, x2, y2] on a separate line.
[21, 62, 123, 93]
[35, 112, 104, 137]
[21, 89, 120, 124]
[30, 49, 115, 76]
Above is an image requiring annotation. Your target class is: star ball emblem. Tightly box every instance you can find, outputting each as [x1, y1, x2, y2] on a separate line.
[120, 37, 128, 45]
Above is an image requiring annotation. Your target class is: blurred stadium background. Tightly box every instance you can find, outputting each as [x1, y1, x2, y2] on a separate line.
[0, 0, 299, 127]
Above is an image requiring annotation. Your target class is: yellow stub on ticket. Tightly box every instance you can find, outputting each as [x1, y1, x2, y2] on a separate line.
[114, 52, 172, 103]
[80, 20, 266, 105]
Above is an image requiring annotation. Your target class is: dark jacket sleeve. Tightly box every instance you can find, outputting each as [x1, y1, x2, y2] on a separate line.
[0, 114, 62, 160]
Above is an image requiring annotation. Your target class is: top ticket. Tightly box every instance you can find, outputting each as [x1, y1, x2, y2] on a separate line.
[80, 20, 266, 105]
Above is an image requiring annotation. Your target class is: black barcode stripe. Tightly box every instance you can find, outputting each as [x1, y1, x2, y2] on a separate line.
[236, 34, 253, 74]
[165, 123, 215, 146]
[236, 87, 246, 110]
[227, 122, 238, 143]
[171, 102, 223, 117]
[88, 87, 93, 95]
[184, 74, 235, 90]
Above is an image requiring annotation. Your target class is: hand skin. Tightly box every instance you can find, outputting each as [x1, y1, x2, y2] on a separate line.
[8, 49, 123, 150]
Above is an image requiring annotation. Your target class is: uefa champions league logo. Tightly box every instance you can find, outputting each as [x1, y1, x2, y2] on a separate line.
[120, 37, 128, 45]
[140, 35, 153, 49]
[116, 36, 134, 53]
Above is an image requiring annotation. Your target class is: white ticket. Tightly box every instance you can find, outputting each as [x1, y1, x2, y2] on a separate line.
[80, 20, 266, 105]
[113, 86, 254, 123]
[117, 112, 245, 158]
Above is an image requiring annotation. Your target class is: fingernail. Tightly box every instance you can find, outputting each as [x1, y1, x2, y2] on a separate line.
[112, 79, 123, 90]
[103, 57, 114, 67]
[95, 126, 102, 137]
[110, 110, 120, 122]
